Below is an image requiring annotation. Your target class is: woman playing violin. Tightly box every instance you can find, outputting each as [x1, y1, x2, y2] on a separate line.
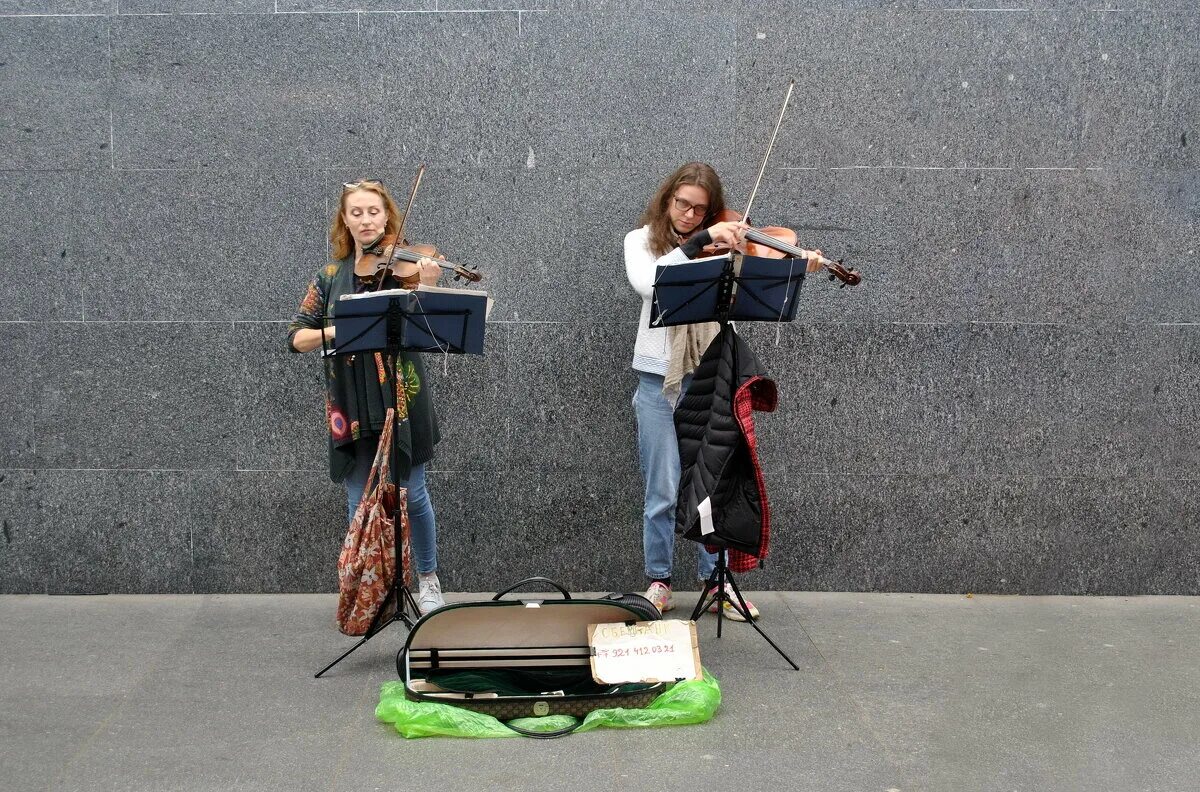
[626, 163, 834, 620]
[288, 179, 447, 615]
[623, 162, 759, 620]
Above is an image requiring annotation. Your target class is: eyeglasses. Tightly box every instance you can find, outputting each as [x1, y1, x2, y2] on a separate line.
[672, 195, 708, 217]
[343, 179, 383, 192]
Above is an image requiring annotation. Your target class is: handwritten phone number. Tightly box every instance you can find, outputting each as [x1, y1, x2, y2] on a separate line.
[596, 645, 677, 658]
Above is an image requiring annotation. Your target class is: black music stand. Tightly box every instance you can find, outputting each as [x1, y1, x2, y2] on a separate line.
[314, 287, 486, 678]
[651, 251, 805, 671]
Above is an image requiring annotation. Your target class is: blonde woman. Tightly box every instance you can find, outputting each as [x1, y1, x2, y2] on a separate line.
[289, 179, 446, 614]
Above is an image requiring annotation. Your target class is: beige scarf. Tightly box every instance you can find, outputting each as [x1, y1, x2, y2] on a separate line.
[663, 321, 720, 407]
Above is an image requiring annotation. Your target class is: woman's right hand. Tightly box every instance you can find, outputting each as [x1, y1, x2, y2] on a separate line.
[706, 219, 749, 249]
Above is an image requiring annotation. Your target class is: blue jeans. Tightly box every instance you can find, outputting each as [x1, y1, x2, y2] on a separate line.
[634, 370, 716, 582]
[345, 438, 438, 575]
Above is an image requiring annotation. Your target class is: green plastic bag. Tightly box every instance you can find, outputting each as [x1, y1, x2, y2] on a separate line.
[376, 669, 722, 739]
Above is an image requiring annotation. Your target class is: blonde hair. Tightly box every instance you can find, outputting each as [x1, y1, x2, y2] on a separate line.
[329, 181, 404, 260]
[640, 162, 726, 257]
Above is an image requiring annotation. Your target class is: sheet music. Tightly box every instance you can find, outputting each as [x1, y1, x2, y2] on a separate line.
[340, 285, 491, 319]
[338, 288, 410, 301]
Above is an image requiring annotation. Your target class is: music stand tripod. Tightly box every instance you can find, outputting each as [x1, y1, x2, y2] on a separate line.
[650, 250, 806, 671]
[314, 288, 483, 678]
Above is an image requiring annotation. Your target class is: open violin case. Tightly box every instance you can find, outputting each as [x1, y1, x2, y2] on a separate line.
[396, 577, 664, 737]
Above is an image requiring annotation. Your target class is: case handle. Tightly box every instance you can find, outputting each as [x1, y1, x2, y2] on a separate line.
[502, 717, 584, 739]
[491, 577, 572, 601]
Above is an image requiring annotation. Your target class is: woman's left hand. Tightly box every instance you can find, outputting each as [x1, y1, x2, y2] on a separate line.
[806, 249, 824, 274]
[416, 256, 442, 286]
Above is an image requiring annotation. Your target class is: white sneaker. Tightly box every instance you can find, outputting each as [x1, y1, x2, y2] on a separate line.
[643, 581, 674, 614]
[417, 573, 445, 615]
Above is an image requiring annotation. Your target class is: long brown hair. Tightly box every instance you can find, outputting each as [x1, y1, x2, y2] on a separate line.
[639, 162, 726, 257]
[329, 181, 404, 260]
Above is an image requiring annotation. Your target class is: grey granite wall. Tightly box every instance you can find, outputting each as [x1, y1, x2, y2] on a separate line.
[1, 3, 1195, 596]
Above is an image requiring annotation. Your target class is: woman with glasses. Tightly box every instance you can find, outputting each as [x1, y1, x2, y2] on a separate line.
[623, 161, 762, 621]
[288, 179, 447, 615]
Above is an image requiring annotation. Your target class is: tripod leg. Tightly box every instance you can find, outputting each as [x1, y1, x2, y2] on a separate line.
[314, 608, 402, 678]
[743, 612, 800, 670]
[723, 574, 799, 671]
[690, 562, 722, 621]
[716, 561, 725, 639]
[315, 634, 372, 678]
[398, 586, 419, 626]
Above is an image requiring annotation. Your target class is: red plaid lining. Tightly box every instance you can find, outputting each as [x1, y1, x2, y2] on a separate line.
[707, 375, 778, 572]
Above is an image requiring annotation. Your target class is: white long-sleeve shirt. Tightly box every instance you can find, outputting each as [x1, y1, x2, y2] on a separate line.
[624, 225, 690, 374]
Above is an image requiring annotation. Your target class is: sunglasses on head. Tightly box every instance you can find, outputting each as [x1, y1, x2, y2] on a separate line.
[342, 179, 383, 192]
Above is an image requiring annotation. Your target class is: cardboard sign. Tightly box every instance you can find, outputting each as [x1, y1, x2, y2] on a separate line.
[587, 619, 702, 684]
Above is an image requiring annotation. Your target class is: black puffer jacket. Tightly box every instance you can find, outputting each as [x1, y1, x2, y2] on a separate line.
[673, 324, 777, 571]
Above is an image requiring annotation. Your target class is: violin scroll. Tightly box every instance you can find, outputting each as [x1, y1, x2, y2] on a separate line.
[820, 258, 861, 288]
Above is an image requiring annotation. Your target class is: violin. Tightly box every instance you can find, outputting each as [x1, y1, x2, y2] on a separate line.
[359, 233, 482, 287]
[701, 209, 861, 287]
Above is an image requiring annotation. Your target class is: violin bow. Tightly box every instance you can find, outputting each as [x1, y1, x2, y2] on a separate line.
[740, 80, 860, 285]
[742, 79, 794, 224]
[373, 164, 425, 292]
[396, 164, 424, 246]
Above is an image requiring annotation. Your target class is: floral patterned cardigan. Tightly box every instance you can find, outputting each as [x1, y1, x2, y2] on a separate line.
[287, 258, 440, 483]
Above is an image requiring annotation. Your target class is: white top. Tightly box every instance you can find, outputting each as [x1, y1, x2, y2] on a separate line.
[624, 225, 690, 374]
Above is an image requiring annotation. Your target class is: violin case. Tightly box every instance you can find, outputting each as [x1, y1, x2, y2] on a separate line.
[396, 577, 664, 737]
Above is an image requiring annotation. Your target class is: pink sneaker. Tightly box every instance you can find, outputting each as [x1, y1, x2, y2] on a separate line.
[644, 581, 674, 614]
[706, 583, 760, 621]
